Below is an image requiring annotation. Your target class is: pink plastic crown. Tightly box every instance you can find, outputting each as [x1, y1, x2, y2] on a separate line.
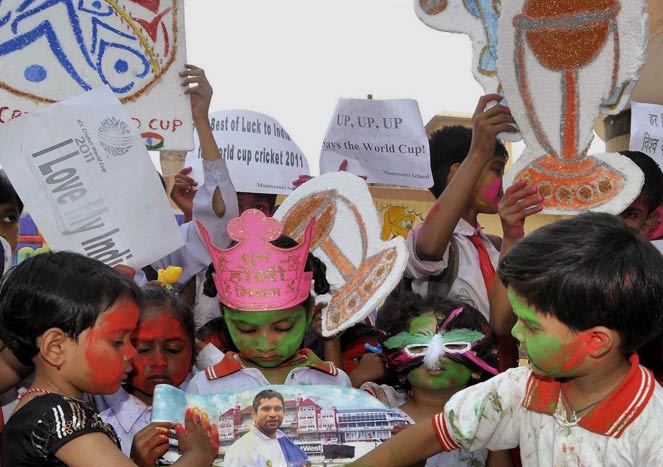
[195, 209, 315, 311]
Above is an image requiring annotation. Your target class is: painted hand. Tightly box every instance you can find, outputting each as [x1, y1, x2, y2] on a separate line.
[499, 180, 543, 242]
[130, 422, 175, 467]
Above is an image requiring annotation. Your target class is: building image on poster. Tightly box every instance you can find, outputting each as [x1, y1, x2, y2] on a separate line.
[152, 385, 410, 466]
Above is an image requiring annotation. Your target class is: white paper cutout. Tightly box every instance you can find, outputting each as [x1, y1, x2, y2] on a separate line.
[499, 0, 647, 215]
[0, 1, 192, 151]
[274, 172, 408, 337]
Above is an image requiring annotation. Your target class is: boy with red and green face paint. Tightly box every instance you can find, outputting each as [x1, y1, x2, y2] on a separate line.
[187, 209, 351, 394]
[352, 213, 663, 467]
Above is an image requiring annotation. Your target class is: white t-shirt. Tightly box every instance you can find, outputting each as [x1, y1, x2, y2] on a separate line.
[360, 382, 488, 466]
[433, 355, 663, 466]
[151, 158, 238, 291]
[405, 219, 499, 320]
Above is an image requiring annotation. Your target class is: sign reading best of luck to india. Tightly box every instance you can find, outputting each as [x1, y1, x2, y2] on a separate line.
[320, 98, 433, 189]
[185, 110, 310, 194]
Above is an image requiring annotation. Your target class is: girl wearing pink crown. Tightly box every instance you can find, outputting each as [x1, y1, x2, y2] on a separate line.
[186, 209, 351, 393]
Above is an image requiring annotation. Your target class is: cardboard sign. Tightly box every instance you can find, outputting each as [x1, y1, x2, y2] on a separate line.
[499, 0, 647, 215]
[0, 0, 192, 151]
[152, 384, 410, 466]
[630, 101, 663, 170]
[320, 98, 432, 189]
[185, 110, 310, 194]
[0, 86, 184, 269]
[274, 172, 408, 336]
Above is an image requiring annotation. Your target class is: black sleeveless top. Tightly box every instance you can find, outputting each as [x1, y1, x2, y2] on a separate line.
[2, 393, 120, 466]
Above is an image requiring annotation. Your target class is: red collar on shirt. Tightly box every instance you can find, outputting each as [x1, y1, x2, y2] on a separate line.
[523, 353, 656, 438]
[204, 349, 338, 380]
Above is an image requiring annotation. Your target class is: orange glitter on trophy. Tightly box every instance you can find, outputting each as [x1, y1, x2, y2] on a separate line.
[499, 0, 648, 214]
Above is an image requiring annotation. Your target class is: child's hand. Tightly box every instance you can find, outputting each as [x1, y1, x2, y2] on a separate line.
[499, 180, 543, 242]
[130, 422, 174, 467]
[468, 94, 515, 163]
[176, 407, 219, 464]
[181, 64, 213, 122]
[170, 166, 197, 220]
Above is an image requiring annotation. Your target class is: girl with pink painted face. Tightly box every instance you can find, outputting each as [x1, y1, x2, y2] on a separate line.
[0, 252, 217, 467]
[187, 209, 352, 395]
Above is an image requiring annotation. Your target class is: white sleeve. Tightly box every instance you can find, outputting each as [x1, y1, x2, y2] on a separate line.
[151, 159, 238, 290]
[405, 224, 450, 279]
[433, 367, 529, 453]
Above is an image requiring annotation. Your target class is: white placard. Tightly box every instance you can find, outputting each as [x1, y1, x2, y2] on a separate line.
[630, 101, 663, 169]
[320, 98, 432, 188]
[185, 110, 309, 194]
[0, 86, 184, 269]
[0, 1, 192, 151]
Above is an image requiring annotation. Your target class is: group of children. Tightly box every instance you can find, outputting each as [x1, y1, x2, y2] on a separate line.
[0, 67, 662, 467]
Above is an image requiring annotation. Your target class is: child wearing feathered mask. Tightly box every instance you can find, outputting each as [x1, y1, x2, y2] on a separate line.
[373, 292, 511, 467]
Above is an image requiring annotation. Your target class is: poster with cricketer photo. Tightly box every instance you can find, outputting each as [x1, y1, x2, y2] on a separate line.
[152, 384, 410, 466]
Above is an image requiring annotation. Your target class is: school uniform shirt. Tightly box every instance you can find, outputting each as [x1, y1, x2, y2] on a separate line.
[93, 344, 222, 455]
[223, 424, 307, 467]
[151, 158, 239, 291]
[187, 349, 352, 394]
[405, 220, 500, 320]
[95, 387, 152, 456]
[432, 354, 663, 466]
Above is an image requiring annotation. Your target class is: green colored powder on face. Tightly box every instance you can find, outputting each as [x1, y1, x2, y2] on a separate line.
[224, 306, 307, 368]
[508, 288, 586, 376]
[402, 312, 474, 390]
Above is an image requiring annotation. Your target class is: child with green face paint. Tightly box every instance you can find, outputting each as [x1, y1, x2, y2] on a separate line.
[351, 213, 663, 467]
[187, 209, 352, 394]
[365, 292, 510, 467]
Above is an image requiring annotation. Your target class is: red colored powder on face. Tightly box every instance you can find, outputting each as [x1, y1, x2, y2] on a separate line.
[129, 311, 193, 395]
[84, 300, 139, 393]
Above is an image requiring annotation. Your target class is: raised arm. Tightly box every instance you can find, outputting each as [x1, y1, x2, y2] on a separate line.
[416, 95, 515, 260]
[489, 180, 542, 337]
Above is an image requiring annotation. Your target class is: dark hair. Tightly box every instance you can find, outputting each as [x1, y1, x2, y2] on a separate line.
[0, 170, 23, 213]
[0, 252, 140, 366]
[428, 125, 508, 198]
[378, 291, 497, 388]
[340, 323, 382, 353]
[195, 317, 238, 352]
[140, 285, 195, 350]
[498, 212, 663, 353]
[202, 234, 330, 309]
[237, 192, 278, 213]
[252, 389, 284, 412]
[619, 151, 663, 214]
